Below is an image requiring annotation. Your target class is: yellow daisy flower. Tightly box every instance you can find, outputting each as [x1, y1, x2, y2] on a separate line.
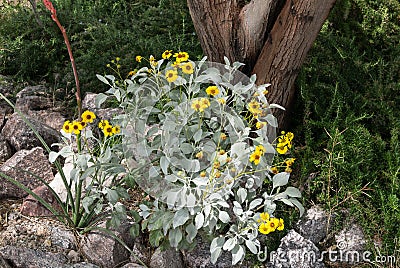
[217, 98, 226, 105]
[249, 151, 262, 165]
[181, 62, 194, 74]
[258, 222, 270, 235]
[103, 125, 114, 137]
[112, 125, 121, 134]
[255, 145, 266, 154]
[270, 167, 279, 174]
[205, 86, 219, 96]
[277, 218, 284, 231]
[201, 98, 210, 108]
[81, 110, 96, 123]
[62, 120, 73, 134]
[173, 51, 189, 63]
[98, 120, 109, 130]
[165, 69, 178, 83]
[162, 50, 173, 59]
[191, 99, 203, 112]
[266, 218, 280, 232]
[71, 121, 83, 135]
[248, 100, 262, 115]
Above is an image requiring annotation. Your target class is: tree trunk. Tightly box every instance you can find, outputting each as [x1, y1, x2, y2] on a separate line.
[187, 0, 336, 128]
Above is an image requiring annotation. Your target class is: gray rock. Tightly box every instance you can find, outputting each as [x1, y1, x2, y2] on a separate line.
[121, 263, 147, 268]
[150, 247, 184, 268]
[0, 147, 54, 199]
[67, 249, 81, 262]
[0, 139, 12, 163]
[0, 245, 68, 268]
[62, 263, 100, 268]
[25, 109, 66, 131]
[81, 222, 135, 268]
[82, 92, 99, 110]
[0, 256, 12, 268]
[182, 237, 232, 268]
[50, 226, 76, 250]
[20, 185, 62, 216]
[266, 230, 325, 268]
[330, 223, 366, 265]
[295, 205, 331, 244]
[1, 112, 60, 151]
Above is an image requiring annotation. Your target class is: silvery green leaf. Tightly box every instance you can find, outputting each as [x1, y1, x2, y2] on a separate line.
[237, 188, 247, 204]
[208, 193, 222, 201]
[224, 56, 231, 67]
[231, 244, 245, 265]
[285, 187, 302, 198]
[185, 223, 197, 243]
[233, 61, 245, 69]
[223, 238, 236, 251]
[160, 156, 169, 174]
[173, 208, 190, 229]
[166, 190, 180, 208]
[269, 103, 286, 110]
[96, 74, 110, 85]
[165, 174, 178, 183]
[245, 240, 258, 254]
[195, 212, 205, 229]
[272, 172, 290, 188]
[204, 204, 212, 218]
[245, 178, 254, 189]
[193, 129, 202, 143]
[192, 177, 208, 186]
[210, 248, 222, 264]
[148, 166, 159, 178]
[280, 198, 294, 207]
[289, 198, 305, 216]
[249, 74, 257, 83]
[49, 151, 59, 163]
[249, 198, 263, 210]
[233, 201, 243, 216]
[186, 193, 196, 208]
[95, 93, 108, 108]
[210, 237, 225, 252]
[169, 228, 183, 248]
[231, 142, 247, 158]
[106, 188, 119, 205]
[265, 114, 278, 128]
[181, 143, 193, 155]
[218, 210, 230, 223]
[216, 200, 230, 208]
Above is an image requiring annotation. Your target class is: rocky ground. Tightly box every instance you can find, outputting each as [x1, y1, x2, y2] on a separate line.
[0, 76, 370, 268]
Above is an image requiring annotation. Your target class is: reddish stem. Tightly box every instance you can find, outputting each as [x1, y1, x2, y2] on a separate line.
[44, 0, 82, 117]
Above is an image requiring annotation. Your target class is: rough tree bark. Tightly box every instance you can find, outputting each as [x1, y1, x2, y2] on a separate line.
[187, 0, 336, 127]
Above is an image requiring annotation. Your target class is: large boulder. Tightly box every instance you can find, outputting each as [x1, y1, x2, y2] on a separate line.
[295, 205, 331, 244]
[20, 185, 61, 217]
[0, 245, 68, 268]
[15, 85, 52, 112]
[266, 230, 325, 268]
[0, 147, 54, 199]
[182, 236, 232, 268]
[1, 112, 60, 152]
[80, 222, 135, 268]
[149, 247, 184, 268]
